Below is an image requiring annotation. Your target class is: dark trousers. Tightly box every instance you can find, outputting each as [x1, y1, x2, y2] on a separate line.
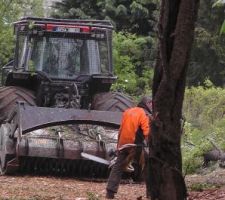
[106, 128, 145, 194]
[106, 150, 127, 193]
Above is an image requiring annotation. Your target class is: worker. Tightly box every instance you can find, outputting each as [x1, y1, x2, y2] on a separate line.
[106, 96, 152, 199]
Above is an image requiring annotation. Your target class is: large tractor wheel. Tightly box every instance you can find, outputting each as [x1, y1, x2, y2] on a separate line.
[0, 86, 36, 174]
[0, 86, 36, 124]
[91, 92, 135, 112]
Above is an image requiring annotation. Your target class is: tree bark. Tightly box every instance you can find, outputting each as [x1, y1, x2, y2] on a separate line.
[147, 1, 199, 199]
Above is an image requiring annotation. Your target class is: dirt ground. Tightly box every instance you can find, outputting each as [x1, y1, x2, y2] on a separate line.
[186, 168, 225, 200]
[1, 168, 225, 200]
[0, 175, 147, 200]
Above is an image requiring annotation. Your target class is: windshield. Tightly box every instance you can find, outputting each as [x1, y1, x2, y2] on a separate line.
[18, 35, 110, 79]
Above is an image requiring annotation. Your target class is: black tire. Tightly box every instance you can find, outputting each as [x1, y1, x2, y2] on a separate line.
[0, 86, 36, 124]
[91, 92, 135, 112]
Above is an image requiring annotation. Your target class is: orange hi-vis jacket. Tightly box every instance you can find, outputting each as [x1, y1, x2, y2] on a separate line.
[117, 107, 150, 149]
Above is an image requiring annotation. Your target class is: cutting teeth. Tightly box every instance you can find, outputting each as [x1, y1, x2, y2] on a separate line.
[18, 157, 109, 178]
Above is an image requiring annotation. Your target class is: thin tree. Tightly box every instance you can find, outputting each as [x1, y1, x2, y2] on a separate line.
[147, 1, 200, 199]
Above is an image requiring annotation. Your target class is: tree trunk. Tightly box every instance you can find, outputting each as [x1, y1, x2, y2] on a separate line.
[147, 1, 199, 199]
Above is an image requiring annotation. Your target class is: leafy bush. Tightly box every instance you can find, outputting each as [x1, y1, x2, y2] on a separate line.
[182, 82, 225, 173]
[111, 32, 155, 96]
[184, 80, 225, 129]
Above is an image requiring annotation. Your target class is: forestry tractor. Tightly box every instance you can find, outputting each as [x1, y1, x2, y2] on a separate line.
[0, 17, 135, 178]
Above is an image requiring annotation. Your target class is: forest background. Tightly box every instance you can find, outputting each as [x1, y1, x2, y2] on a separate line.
[0, 0, 225, 174]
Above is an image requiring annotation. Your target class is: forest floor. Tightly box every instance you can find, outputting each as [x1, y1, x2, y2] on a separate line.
[0, 166, 225, 200]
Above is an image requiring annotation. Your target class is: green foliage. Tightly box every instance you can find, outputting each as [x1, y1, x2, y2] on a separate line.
[189, 183, 220, 191]
[52, 0, 104, 20]
[52, 0, 159, 35]
[182, 84, 225, 173]
[220, 20, 225, 34]
[0, 26, 14, 66]
[188, 0, 225, 86]
[111, 32, 155, 95]
[0, 0, 44, 66]
[0, 1, 18, 67]
[213, 0, 225, 35]
[0, 0, 44, 84]
[184, 81, 225, 129]
[86, 191, 100, 200]
[16, 0, 44, 17]
[182, 125, 212, 174]
[212, 0, 225, 7]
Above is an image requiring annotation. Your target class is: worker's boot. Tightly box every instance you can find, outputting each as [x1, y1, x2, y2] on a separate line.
[106, 190, 115, 199]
